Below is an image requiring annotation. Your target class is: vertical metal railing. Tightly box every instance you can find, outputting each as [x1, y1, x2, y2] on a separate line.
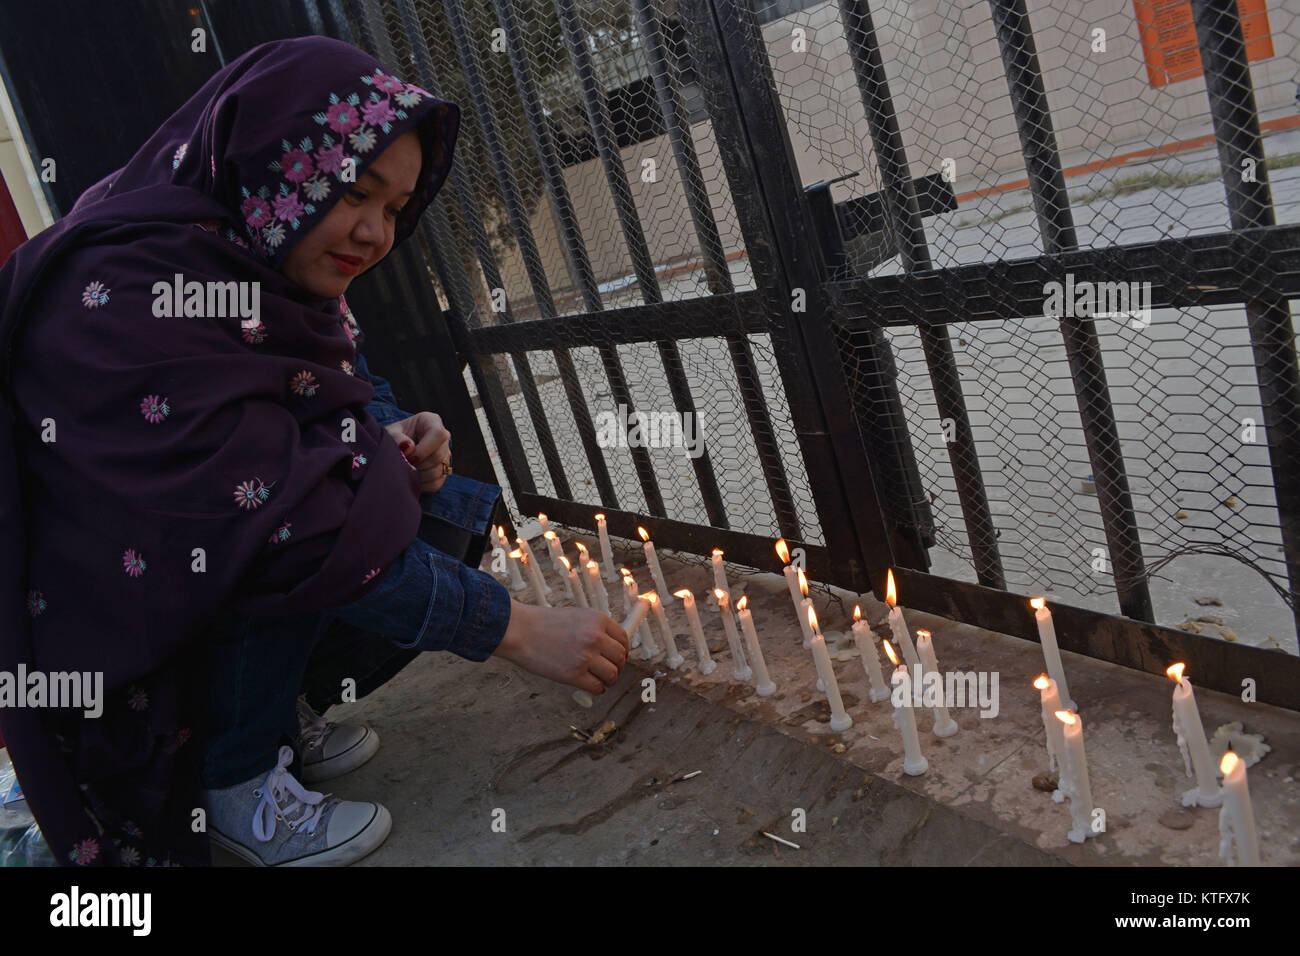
[837, 0, 1005, 589]
[1191, 0, 1300, 636]
[988, 0, 1155, 622]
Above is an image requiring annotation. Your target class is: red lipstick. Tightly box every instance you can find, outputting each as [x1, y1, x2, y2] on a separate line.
[329, 253, 363, 276]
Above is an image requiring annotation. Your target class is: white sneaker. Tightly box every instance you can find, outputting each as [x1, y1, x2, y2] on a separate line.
[205, 746, 391, 867]
[297, 695, 380, 784]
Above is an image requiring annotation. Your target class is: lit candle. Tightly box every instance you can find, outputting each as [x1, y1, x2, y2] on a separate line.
[714, 588, 751, 682]
[1055, 710, 1095, 844]
[575, 541, 590, 571]
[884, 640, 927, 775]
[674, 589, 716, 674]
[1033, 675, 1067, 801]
[796, 568, 815, 651]
[537, 512, 552, 538]
[621, 569, 654, 654]
[1031, 598, 1075, 712]
[884, 569, 922, 674]
[561, 556, 587, 608]
[852, 605, 891, 703]
[775, 538, 804, 628]
[516, 536, 551, 594]
[545, 532, 573, 599]
[808, 605, 851, 731]
[637, 526, 674, 605]
[511, 548, 550, 608]
[915, 629, 957, 738]
[735, 597, 775, 696]
[709, 549, 728, 608]
[584, 560, 610, 616]
[1218, 751, 1260, 866]
[621, 592, 652, 637]
[498, 525, 526, 591]
[595, 513, 618, 582]
[647, 592, 683, 668]
[1166, 663, 1223, 809]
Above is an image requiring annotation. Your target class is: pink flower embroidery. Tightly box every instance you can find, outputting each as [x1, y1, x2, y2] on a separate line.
[122, 821, 143, 839]
[351, 454, 367, 470]
[233, 478, 273, 511]
[127, 686, 149, 711]
[172, 143, 188, 169]
[272, 192, 305, 222]
[81, 281, 110, 309]
[241, 319, 267, 345]
[26, 590, 46, 616]
[314, 143, 347, 175]
[369, 70, 404, 94]
[362, 568, 382, 584]
[280, 148, 315, 183]
[290, 371, 319, 397]
[340, 360, 354, 375]
[120, 846, 141, 866]
[361, 97, 396, 128]
[324, 102, 361, 134]
[122, 549, 147, 577]
[242, 196, 271, 228]
[139, 395, 170, 423]
[69, 838, 99, 865]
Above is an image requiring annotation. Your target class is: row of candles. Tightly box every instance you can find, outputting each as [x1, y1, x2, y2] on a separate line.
[495, 517, 1261, 866]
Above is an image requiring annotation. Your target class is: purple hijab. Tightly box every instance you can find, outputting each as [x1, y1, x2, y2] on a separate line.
[0, 36, 460, 866]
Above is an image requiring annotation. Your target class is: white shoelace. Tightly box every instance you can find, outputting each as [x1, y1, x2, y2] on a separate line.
[296, 695, 330, 751]
[251, 745, 329, 842]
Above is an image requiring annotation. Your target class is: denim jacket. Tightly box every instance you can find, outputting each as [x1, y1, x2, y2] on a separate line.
[324, 353, 512, 661]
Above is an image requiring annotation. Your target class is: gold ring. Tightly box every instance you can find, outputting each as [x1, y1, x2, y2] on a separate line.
[441, 461, 453, 477]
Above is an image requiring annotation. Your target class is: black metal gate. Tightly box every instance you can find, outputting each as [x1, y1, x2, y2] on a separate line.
[332, 0, 1300, 709]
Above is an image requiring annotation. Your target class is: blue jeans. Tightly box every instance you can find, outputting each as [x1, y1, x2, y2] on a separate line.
[198, 475, 512, 789]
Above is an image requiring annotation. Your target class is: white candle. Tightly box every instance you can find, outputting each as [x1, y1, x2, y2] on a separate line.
[637, 527, 674, 605]
[545, 532, 573, 599]
[1031, 598, 1075, 712]
[852, 606, 891, 703]
[595, 513, 618, 582]
[537, 512, 552, 539]
[796, 568, 814, 650]
[1033, 675, 1068, 802]
[516, 537, 551, 594]
[675, 589, 716, 674]
[648, 593, 683, 668]
[775, 538, 804, 631]
[562, 557, 588, 608]
[620, 571, 648, 651]
[1165, 664, 1223, 808]
[621, 594, 652, 637]
[498, 525, 527, 591]
[1056, 710, 1095, 844]
[807, 605, 851, 731]
[585, 560, 610, 616]
[735, 597, 775, 696]
[715, 588, 751, 682]
[1218, 751, 1261, 866]
[709, 549, 728, 607]
[512, 548, 550, 608]
[884, 640, 927, 775]
[915, 629, 958, 738]
[883, 569, 921, 674]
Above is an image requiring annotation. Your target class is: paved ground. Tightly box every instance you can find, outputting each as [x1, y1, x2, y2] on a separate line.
[232, 537, 1299, 867]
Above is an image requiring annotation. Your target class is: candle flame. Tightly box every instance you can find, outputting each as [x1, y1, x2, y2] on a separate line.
[883, 640, 899, 666]
[775, 538, 790, 563]
[595, 513, 605, 522]
[916, 628, 931, 641]
[714, 587, 728, 603]
[1030, 597, 1046, 611]
[508, 549, 522, 559]
[712, 548, 724, 557]
[797, 567, 808, 596]
[586, 560, 599, 571]
[673, 589, 693, 600]
[543, 530, 556, 540]
[515, 537, 525, 548]
[853, 605, 862, 621]
[619, 567, 631, 577]
[638, 526, 649, 541]
[737, 596, 748, 611]
[576, 542, 588, 556]
[1221, 750, 1239, 775]
[497, 525, 506, 538]
[1166, 663, 1186, 683]
[885, 569, 897, 607]
[806, 604, 819, 634]
[559, 556, 571, 571]
[1055, 710, 1076, 726]
[538, 512, 547, 522]
[1033, 674, 1050, 691]
[644, 591, 658, 605]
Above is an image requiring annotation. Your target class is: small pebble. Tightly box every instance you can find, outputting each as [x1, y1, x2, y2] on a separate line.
[1158, 808, 1195, 830]
[832, 742, 846, 754]
[572, 690, 594, 708]
[1032, 773, 1058, 792]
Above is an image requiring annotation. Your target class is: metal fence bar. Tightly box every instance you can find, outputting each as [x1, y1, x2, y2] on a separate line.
[553, 0, 728, 527]
[838, 0, 1004, 589]
[489, 0, 667, 517]
[988, 0, 1155, 622]
[1191, 0, 1300, 639]
[629, 0, 801, 536]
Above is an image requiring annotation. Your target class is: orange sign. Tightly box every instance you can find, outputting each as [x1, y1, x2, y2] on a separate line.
[1135, 0, 1274, 87]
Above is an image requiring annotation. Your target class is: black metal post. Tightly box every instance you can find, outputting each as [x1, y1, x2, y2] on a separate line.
[490, 0, 669, 517]
[631, 0, 802, 537]
[1191, 0, 1300, 639]
[988, 0, 1155, 622]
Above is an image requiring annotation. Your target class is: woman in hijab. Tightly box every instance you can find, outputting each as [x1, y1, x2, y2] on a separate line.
[0, 35, 628, 867]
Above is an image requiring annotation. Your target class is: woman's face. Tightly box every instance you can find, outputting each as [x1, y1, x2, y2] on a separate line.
[279, 129, 423, 299]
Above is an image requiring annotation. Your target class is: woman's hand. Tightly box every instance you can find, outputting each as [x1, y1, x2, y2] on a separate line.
[494, 602, 630, 695]
[384, 412, 451, 493]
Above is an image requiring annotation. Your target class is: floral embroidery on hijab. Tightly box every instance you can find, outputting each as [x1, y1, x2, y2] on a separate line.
[172, 143, 188, 169]
[233, 478, 274, 511]
[69, 837, 100, 865]
[26, 590, 47, 617]
[81, 281, 110, 309]
[139, 395, 170, 423]
[268, 519, 292, 544]
[362, 567, 382, 584]
[289, 370, 319, 397]
[122, 549, 147, 577]
[241, 318, 267, 345]
[340, 359, 354, 375]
